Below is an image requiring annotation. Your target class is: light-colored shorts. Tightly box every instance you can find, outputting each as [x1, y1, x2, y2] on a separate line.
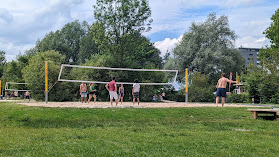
[109, 91, 118, 100]
[81, 91, 87, 98]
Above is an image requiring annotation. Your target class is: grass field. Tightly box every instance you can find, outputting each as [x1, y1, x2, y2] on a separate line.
[0, 102, 278, 156]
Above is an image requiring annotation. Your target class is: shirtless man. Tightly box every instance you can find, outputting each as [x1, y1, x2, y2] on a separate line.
[80, 82, 88, 103]
[216, 73, 238, 107]
[24, 91, 30, 101]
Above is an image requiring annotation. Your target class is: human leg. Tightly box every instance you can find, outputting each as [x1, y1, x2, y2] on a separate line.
[88, 95, 92, 103]
[137, 98, 140, 105]
[216, 97, 219, 107]
[221, 97, 225, 107]
[93, 95, 96, 103]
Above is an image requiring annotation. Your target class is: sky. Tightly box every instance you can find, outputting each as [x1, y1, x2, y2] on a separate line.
[0, 0, 279, 61]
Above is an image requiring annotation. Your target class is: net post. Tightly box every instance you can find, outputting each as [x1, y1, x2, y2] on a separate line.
[185, 68, 188, 103]
[45, 61, 48, 104]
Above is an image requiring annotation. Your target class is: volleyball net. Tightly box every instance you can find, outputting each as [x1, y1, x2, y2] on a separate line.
[58, 64, 178, 85]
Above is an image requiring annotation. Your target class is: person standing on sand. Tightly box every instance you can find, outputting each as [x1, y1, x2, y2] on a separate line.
[118, 84, 124, 105]
[132, 79, 140, 105]
[105, 77, 118, 106]
[216, 73, 238, 107]
[24, 91, 30, 101]
[80, 82, 88, 103]
[88, 83, 97, 103]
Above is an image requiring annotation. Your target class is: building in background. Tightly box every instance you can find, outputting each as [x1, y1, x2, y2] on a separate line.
[238, 47, 261, 66]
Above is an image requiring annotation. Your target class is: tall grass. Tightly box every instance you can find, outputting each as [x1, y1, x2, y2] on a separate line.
[0, 102, 278, 156]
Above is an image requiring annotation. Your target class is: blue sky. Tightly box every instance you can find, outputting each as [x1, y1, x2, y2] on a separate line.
[0, 0, 279, 61]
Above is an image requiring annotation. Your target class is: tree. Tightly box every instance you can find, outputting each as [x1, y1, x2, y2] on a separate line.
[1, 61, 23, 83]
[37, 20, 87, 64]
[22, 50, 71, 101]
[93, 0, 153, 60]
[78, 26, 100, 63]
[243, 9, 279, 103]
[188, 72, 215, 102]
[165, 13, 245, 82]
[263, 8, 279, 49]
[0, 51, 6, 78]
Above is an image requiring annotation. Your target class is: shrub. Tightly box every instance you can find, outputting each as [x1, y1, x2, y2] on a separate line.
[228, 93, 251, 103]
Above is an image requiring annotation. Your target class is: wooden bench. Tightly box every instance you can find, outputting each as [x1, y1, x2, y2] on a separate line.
[248, 109, 279, 120]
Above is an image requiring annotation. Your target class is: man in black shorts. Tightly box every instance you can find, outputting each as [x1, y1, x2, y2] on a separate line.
[216, 73, 238, 107]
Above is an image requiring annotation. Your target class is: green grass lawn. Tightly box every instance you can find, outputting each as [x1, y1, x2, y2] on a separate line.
[0, 102, 278, 156]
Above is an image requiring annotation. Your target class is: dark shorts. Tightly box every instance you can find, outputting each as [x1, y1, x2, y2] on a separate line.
[120, 93, 124, 97]
[89, 92, 96, 96]
[216, 88, 226, 98]
[26, 96, 30, 99]
[133, 92, 139, 98]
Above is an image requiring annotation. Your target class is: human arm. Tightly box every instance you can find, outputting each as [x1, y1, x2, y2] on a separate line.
[227, 78, 238, 84]
[132, 87, 134, 95]
[105, 84, 109, 92]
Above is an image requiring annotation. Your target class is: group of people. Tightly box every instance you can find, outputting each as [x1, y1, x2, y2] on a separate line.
[79, 77, 140, 106]
[3, 91, 30, 101]
[79, 73, 236, 107]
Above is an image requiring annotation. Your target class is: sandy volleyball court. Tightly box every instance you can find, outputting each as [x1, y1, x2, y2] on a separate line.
[16, 101, 263, 108]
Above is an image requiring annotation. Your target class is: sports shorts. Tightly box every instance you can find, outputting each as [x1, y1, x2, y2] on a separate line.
[133, 92, 139, 98]
[216, 88, 226, 98]
[109, 91, 118, 100]
[81, 91, 87, 98]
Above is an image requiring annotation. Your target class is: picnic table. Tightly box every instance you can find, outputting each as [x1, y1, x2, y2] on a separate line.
[248, 109, 279, 120]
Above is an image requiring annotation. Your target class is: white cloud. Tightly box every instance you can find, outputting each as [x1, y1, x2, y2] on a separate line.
[1, 0, 279, 61]
[0, 0, 95, 61]
[154, 35, 183, 57]
[235, 36, 270, 48]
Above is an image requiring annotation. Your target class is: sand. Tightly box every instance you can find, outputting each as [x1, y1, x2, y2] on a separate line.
[17, 101, 262, 108]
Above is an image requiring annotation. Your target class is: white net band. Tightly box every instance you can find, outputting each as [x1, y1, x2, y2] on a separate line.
[5, 82, 31, 91]
[58, 64, 178, 85]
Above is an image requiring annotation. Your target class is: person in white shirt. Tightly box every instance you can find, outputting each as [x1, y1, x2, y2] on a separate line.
[132, 79, 140, 105]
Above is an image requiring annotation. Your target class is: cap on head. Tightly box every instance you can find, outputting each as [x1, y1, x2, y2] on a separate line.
[134, 79, 138, 83]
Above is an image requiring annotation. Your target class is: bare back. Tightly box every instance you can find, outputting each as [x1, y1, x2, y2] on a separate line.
[217, 77, 229, 88]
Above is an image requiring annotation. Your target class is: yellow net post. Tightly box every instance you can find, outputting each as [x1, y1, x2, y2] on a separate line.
[185, 68, 188, 103]
[45, 61, 48, 104]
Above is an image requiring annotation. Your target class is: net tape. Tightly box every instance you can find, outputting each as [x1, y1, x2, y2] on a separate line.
[58, 64, 178, 85]
[5, 82, 31, 91]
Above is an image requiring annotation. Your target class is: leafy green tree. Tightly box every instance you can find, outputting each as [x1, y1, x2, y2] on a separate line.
[37, 20, 87, 64]
[243, 9, 279, 103]
[1, 61, 23, 83]
[263, 8, 279, 48]
[188, 72, 215, 102]
[93, 0, 153, 61]
[22, 50, 72, 101]
[165, 13, 245, 82]
[78, 27, 100, 63]
[0, 51, 6, 78]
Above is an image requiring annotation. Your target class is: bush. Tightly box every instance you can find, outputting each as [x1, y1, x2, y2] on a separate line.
[271, 93, 279, 104]
[228, 93, 251, 103]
